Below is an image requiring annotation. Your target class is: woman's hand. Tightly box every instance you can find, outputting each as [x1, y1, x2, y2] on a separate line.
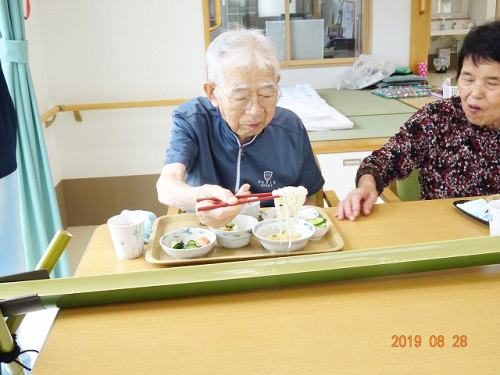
[195, 184, 251, 228]
[336, 175, 379, 221]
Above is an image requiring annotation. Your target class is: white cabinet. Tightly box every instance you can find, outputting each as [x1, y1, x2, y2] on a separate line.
[317, 151, 384, 204]
[317, 151, 371, 201]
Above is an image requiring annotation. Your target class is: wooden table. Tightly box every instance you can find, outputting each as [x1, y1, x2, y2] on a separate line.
[33, 198, 500, 374]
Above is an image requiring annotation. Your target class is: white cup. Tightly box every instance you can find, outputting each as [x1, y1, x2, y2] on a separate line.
[488, 200, 500, 236]
[107, 213, 145, 259]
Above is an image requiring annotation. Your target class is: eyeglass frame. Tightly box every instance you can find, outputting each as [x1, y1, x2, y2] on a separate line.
[215, 85, 281, 111]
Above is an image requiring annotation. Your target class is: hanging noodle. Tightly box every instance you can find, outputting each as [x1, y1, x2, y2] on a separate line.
[268, 186, 308, 248]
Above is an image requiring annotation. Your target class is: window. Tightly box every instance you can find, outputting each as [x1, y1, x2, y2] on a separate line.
[203, 0, 371, 67]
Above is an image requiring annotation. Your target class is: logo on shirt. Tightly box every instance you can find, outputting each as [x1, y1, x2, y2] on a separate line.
[258, 170, 276, 188]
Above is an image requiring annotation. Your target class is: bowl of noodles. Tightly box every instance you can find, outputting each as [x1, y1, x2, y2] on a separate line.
[252, 219, 315, 253]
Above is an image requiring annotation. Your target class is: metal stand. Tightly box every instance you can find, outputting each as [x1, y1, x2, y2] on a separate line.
[0, 312, 23, 375]
[0, 230, 71, 375]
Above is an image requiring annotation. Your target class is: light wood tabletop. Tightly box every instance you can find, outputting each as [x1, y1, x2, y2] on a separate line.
[399, 96, 438, 110]
[33, 198, 500, 374]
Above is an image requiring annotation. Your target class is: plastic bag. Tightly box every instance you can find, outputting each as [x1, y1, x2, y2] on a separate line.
[334, 54, 396, 90]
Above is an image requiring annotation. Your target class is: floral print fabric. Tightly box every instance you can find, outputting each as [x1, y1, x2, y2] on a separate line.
[356, 96, 500, 199]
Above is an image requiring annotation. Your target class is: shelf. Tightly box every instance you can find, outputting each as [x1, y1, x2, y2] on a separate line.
[431, 28, 469, 36]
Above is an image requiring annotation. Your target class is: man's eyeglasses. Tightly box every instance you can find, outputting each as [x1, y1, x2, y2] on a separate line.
[218, 88, 280, 111]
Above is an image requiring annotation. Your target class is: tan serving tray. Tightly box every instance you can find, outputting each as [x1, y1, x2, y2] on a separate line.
[145, 208, 344, 266]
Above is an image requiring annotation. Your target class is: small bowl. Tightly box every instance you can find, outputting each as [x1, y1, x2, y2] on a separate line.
[210, 215, 259, 248]
[310, 220, 331, 241]
[239, 200, 260, 218]
[252, 219, 315, 253]
[159, 227, 216, 259]
[263, 205, 321, 220]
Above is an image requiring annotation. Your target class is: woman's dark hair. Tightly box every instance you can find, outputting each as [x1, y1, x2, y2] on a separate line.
[457, 20, 500, 78]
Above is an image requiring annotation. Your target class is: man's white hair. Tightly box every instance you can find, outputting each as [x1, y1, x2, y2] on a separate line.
[206, 28, 280, 86]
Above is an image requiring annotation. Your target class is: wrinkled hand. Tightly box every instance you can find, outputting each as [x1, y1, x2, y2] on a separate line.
[195, 184, 251, 228]
[336, 185, 378, 221]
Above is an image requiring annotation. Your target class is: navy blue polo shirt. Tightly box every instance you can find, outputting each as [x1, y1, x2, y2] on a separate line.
[0, 62, 17, 178]
[165, 97, 324, 206]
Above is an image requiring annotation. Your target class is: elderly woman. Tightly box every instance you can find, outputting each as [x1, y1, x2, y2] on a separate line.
[337, 20, 500, 221]
[157, 29, 324, 227]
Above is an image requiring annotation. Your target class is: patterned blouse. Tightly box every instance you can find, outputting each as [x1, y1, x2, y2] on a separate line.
[356, 96, 500, 199]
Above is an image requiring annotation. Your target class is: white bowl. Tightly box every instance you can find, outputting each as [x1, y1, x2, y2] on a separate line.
[210, 215, 259, 248]
[159, 227, 216, 259]
[239, 200, 260, 218]
[264, 206, 329, 240]
[252, 219, 315, 253]
[310, 220, 331, 241]
[263, 205, 321, 220]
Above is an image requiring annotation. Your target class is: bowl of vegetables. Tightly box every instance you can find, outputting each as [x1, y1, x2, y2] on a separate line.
[210, 214, 258, 248]
[308, 216, 330, 240]
[159, 227, 216, 259]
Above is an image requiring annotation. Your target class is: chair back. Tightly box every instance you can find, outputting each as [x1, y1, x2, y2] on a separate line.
[396, 169, 421, 201]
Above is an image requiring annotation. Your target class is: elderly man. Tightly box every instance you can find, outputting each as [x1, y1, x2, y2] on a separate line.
[157, 28, 324, 227]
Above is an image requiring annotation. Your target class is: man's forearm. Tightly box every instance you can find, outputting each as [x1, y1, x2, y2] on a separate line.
[157, 175, 199, 210]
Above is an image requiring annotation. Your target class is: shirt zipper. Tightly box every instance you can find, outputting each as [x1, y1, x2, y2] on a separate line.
[232, 134, 257, 192]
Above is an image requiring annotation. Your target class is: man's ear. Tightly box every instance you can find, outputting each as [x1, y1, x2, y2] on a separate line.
[276, 74, 281, 83]
[204, 82, 218, 107]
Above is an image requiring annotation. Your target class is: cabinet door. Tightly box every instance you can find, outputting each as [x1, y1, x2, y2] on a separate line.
[202, 0, 370, 67]
[316, 151, 370, 200]
[317, 151, 384, 204]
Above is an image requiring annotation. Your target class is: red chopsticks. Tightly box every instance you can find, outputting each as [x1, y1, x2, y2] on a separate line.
[196, 192, 276, 212]
[196, 192, 274, 203]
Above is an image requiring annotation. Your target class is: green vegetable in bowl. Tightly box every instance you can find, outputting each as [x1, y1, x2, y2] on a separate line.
[185, 240, 198, 249]
[170, 240, 185, 249]
[308, 217, 327, 228]
[169, 237, 210, 250]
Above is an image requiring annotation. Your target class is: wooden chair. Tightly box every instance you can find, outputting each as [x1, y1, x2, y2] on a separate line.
[323, 190, 340, 207]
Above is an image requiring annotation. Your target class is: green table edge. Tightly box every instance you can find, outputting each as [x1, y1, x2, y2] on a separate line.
[0, 236, 499, 310]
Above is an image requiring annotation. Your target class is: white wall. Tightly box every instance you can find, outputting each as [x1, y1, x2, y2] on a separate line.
[26, 2, 63, 184]
[371, 0, 411, 66]
[26, 0, 411, 182]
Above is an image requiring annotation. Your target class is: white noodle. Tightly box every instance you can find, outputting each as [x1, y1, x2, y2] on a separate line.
[272, 186, 308, 249]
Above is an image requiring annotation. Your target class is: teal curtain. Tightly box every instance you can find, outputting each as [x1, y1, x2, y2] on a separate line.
[0, 0, 70, 277]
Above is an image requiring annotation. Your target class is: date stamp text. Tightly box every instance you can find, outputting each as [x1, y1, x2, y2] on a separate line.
[391, 335, 468, 348]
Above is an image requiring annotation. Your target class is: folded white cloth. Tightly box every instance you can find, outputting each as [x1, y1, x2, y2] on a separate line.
[121, 209, 157, 243]
[456, 199, 489, 222]
[278, 84, 354, 131]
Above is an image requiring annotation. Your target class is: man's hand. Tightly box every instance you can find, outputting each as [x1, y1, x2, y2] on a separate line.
[336, 175, 378, 221]
[195, 184, 251, 228]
